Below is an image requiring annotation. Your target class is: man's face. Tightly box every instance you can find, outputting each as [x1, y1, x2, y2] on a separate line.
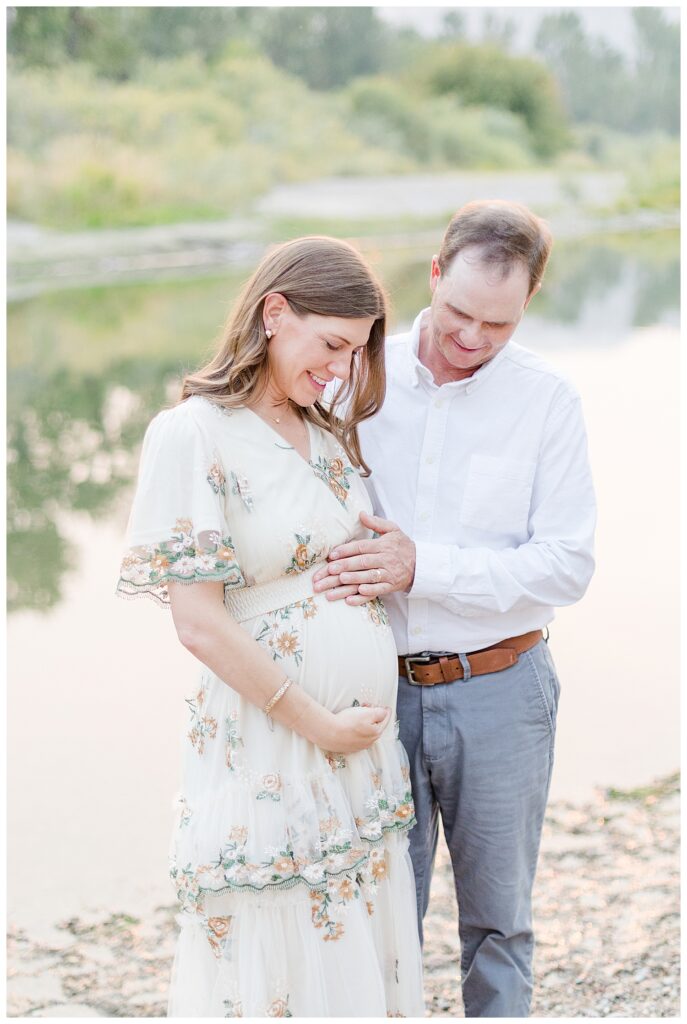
[427, 246, 537, 380]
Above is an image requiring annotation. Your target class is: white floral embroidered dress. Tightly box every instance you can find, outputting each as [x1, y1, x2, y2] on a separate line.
[117, 396, 424, 1018]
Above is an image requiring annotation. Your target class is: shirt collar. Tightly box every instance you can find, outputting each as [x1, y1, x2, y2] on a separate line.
[404, 307, 509, 394]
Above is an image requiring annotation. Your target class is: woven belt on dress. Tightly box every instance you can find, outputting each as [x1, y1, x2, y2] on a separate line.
[223, 563, 323, 623]
[398, 629, 544, 685]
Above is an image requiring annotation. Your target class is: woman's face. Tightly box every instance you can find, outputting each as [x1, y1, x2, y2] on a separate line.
[263, 297, 375, 407]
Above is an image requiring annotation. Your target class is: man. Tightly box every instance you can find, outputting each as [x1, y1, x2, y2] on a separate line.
[313, 200, 596, 1017]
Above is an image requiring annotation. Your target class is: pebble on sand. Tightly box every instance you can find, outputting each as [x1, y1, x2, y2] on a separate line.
[7, 773, 680, 1018]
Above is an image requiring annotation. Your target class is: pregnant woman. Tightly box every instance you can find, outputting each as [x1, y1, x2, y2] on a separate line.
[117, 237, 424, 1017]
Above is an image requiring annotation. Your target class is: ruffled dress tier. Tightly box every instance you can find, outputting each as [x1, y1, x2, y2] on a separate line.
[117, 396, 424, 1017]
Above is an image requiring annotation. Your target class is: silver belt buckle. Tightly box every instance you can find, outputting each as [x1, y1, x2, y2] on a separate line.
[404, 653, 433, 686]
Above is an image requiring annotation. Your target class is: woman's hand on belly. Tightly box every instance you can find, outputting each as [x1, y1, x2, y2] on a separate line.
[323, 704, 392, 754]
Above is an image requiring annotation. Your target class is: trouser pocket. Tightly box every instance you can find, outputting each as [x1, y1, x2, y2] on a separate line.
[525, 641, 561, 739]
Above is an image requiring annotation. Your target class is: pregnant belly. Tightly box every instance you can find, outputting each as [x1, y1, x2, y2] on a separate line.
[298, 594, 398, 712]
[243, 590, 398, 714]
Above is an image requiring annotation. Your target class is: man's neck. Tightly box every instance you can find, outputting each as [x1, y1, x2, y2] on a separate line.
[418, 314, 482, 386]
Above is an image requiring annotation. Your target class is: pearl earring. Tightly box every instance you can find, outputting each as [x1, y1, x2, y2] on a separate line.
[265, 329, 273, 340]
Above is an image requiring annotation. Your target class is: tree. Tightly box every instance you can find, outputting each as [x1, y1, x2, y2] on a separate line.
[536, 12, 632, 130]
[535, 9, 678, 136]
[480, 11, 516, 50]
[631, 8, 679, 134]
[255, 7, 386, 90]
[133, 7, 255, 64]
[441, 11, 466, 40]
[7, 6, 259, 78]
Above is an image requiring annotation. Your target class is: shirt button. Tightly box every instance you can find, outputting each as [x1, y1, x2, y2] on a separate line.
[419, 511, 430, 522]
[411, 626, 422, 636]
[434, 399, 443, 409]
[425, 455, 435, 464]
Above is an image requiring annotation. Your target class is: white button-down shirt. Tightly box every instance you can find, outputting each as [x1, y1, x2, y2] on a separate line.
[358, 309, 596, 654]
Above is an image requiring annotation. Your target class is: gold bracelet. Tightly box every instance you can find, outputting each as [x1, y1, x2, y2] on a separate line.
[263, 677, 292, 717]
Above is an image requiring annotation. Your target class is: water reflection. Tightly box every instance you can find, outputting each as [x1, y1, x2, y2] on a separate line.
[534, 233, 680, 337]
[7, 231, 679, 612]
[7, 362, 179, 611]
[385, 231, 679, 338]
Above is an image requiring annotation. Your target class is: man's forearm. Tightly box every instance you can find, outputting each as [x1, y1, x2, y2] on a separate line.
[410, 534, 595, 616]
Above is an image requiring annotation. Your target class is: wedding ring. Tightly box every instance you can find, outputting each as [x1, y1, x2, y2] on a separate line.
[372, 568, 382, 583]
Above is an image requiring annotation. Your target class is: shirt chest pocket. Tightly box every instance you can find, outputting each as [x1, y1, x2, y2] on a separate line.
[459, 454, 536, 536]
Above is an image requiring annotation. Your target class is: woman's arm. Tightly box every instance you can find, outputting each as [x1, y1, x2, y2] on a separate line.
[168, 581, 390, 753]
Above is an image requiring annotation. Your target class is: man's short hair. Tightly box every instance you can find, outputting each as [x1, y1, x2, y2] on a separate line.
[438, 200, 553, 295]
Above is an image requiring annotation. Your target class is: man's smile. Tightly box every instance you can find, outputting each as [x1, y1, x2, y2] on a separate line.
[450, 336, 485, 355]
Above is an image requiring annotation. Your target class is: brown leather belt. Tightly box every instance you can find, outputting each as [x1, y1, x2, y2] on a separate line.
[398, 630, 543, 685]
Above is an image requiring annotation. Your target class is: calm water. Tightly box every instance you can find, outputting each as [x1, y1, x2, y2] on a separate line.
[7, 231, 680, 930]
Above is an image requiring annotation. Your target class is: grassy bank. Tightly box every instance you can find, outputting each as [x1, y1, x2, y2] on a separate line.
[7, 55, 532, 229]
[8, 54, 677, 231]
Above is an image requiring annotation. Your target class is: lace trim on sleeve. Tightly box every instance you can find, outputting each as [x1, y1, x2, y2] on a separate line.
[116, 517, 245, 608]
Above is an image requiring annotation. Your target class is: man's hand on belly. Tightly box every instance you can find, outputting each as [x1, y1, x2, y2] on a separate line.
[312, 511, 416, 604]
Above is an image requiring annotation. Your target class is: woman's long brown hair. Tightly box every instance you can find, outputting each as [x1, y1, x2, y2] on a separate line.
[180, 236, 387, 474]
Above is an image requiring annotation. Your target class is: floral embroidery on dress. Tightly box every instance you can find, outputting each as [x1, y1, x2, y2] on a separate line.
[189, 715, 218, 755]
[368, 848, 389, 882]
[186, 679, 218, 754]
[204, 914, 232, 958]
[309, 889, 344, 942]
[254, 598, 316, 666]
[285, 532, 323, 575]
[223, 996, 243, 1017]
[364, 597, 390, 627]
[256, 619, 303, 666]
[355, 848, 390, 917]
[310, 454, 354, 507]
[310, 872, 362, 943]
[300, 596, 318, 619]
[177, 796, 193, 828]
[207, 461, 226, 495]
[266, 995, 293, 1017]
[367, 775, 415, 830]
[230, 824, 248, 843]
[192, 813, 369, 898]
[256, 772, 282, 802]
[173, 778, 415, 914]
[325, 752, 347, 771]
[186, 678, 207, 714]
[170, 860, 204, 913]
[225, 710, 243, 771]
[117, 519, 245, 605]
[230, 470, 254, 512]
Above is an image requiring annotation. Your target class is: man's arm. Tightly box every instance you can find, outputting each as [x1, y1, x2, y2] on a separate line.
[314, 396, 596, 613]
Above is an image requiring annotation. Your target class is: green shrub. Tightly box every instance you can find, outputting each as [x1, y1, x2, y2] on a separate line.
[410, 42, 570, 159]
[344, 76, 534, 169]
[7, 55, 403, 228]
[625, 138, 680, 211]
[346, 77, 432, 160]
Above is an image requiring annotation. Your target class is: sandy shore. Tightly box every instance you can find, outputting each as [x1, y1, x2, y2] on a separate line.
[7, 773, 679, 1018]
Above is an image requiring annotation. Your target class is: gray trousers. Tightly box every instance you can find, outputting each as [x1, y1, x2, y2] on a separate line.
[397, 638, 560, 1018]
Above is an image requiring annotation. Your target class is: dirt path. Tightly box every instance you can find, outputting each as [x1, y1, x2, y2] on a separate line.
[7, 774, 679, 1017]
[255, 170, 626, 219]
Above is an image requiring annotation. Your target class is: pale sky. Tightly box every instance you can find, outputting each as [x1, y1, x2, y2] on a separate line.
[376, 6, 680, 60]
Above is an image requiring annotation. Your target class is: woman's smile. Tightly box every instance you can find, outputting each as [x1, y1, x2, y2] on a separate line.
[307, 370, 330, 391]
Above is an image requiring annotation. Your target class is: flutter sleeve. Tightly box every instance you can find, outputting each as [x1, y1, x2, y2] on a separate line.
[116, 401, 245, 607]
